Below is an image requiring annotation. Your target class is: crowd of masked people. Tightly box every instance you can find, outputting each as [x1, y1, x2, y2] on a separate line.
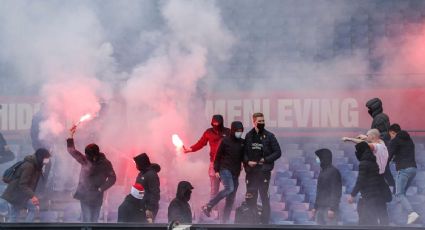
[0, 98, 421, 225]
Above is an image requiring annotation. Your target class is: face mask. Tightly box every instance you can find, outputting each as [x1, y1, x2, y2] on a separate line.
[43, 158, 50, 165]
[315, 157, 320, 164]
[235, 132, 243, 139]
[183, 190, 192, 202]
[256, 123, 265, 132]
[131, 186, 145, 199]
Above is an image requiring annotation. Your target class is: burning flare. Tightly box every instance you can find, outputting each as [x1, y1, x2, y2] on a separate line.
[74, 113, 93, 127]
[172, 134, 184, 153]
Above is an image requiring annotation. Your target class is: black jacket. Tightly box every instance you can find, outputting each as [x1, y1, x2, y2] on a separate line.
[66, 138, 116, 206]
[243, 128, 281, 172]
[1, 155, 42, 207]
[168, 181, 193, 223]
[118, 194, 146, 223]
[351, 142, 389, 199]
[136, 163, 161, 217]
[389, 131, 416, 171]
[214, 136, 244, 176]
[366, 98, 390, 143]
[314, 149, 342, 212]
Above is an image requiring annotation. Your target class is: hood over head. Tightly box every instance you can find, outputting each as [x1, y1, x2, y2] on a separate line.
[211, 114, 224, 129]
[134, 153, 151, 171]
[35, 148, 50, 167]
[230, 121, 244, 137]
[176, 181, 194, 202]
[366, 98, 383, 117]
[85, 143, 100, 162]
[315, 148, 332, 168]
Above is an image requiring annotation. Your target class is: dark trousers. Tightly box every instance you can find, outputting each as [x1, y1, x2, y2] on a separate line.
[245, 170, 271, 224]
[358, 196, 388, 225]
[384, 163, 396, 192]
[80, 202, 101, 222]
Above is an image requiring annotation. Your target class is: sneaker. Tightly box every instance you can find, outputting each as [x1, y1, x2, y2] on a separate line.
[407, 211, 419, 224]
[202, 205, 212, 217]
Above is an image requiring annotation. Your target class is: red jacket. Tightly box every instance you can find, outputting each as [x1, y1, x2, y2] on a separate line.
[190, 127, 231, 162]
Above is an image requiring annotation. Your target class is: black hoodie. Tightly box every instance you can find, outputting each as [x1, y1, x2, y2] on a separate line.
[366, 98, 390, 142]
[314, 149, 342, 212]
[135, 161, 161, 218]
[214, 121, 245, 176]
[168, 181, 193, 223]
[351, 142, 388, 199]
[389, 130, 416, 171]
[117, 194, 146, 223]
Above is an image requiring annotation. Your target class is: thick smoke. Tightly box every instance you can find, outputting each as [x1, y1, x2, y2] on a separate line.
[1, 0, 236, 216]
[1, 0, 425, 223]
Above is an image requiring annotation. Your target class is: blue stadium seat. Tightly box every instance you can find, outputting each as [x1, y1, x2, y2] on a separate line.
[284, 194, 305, 205]
[275, 178, 297, 187]
[271, 210, 289, 222]
[289, 202, 309, 212]
[39, 211, 59, 222]
[291, 210, 312, 223]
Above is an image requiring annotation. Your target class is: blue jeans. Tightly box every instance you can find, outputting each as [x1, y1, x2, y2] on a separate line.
[395, 167, 417, 213]
[207, 169, 239, 223]
[8, 200, 37, 222]
[209, 162, 220, 199]
[80, 202, 101, 222]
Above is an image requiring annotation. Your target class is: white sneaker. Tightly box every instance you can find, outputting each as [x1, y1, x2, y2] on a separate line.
[407, 212, 419, 224]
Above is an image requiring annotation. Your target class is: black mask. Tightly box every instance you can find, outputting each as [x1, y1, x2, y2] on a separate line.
[212, 125, 220, 131]
[256, 123, 265, 132]
[183, 190, 192, 202]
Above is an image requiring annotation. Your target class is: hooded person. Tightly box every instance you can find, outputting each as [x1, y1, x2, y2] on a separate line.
[365, 98, 395, 193]
[313, 148, 342, 225]
[183, 114, 231, 200]
[118, 183, 146, 222]
[134, 153, 161, 223]
[366, 98, 391, 144]
[202, 121, 245, 223]
[67, 127, 116, 222]
[349, 142, 390, 225]
[168, 181, 194, 223]
[1, 148, 51, 222]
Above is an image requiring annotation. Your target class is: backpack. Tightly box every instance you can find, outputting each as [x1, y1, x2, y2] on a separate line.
[2, 160, 25, 183]
[235, 201, 262, 224]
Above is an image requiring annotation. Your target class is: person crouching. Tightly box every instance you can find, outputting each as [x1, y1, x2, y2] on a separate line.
[118, 183, 146, 223]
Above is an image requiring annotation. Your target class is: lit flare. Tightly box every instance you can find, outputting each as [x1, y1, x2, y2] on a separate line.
[172, 134, 184, 153]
